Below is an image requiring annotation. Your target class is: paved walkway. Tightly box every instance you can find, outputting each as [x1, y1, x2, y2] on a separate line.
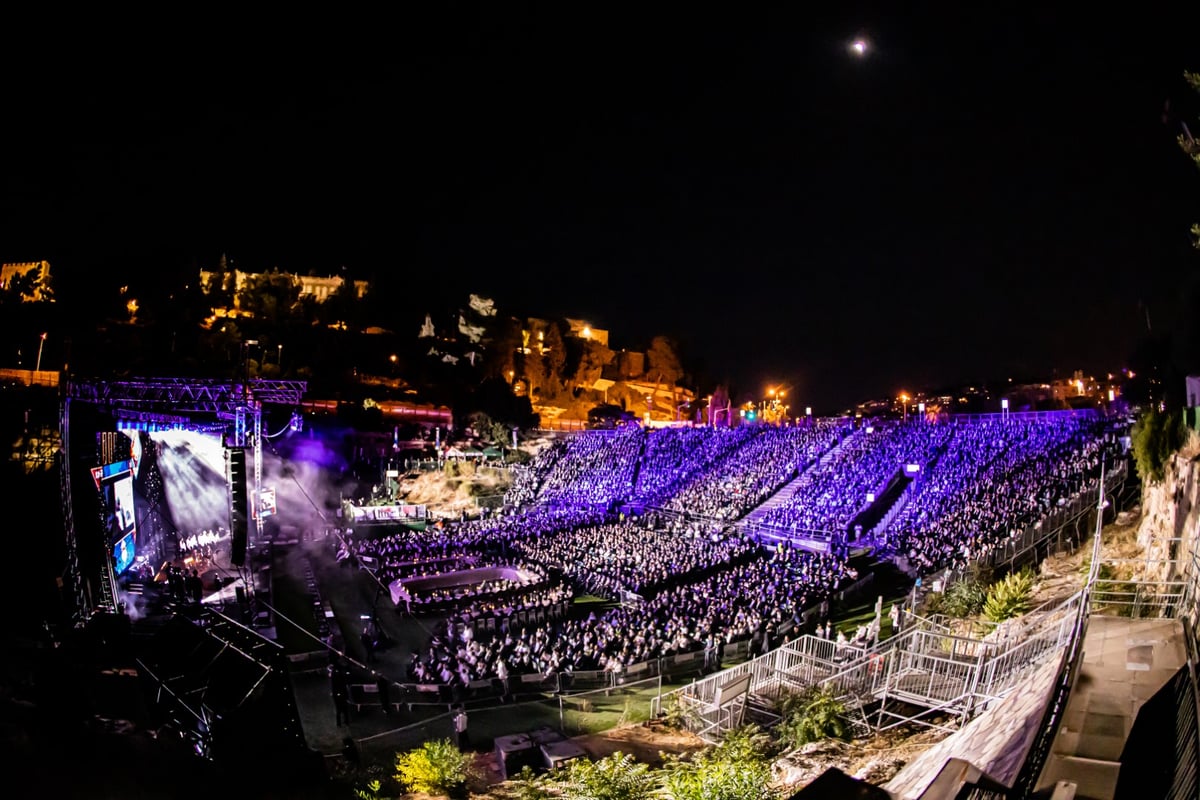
[1034, 615, 1186, 800]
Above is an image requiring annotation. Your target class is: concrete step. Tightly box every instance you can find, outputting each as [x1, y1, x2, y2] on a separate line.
[1035, 755, 1120, 800]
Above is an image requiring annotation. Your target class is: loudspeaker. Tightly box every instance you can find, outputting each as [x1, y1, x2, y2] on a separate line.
[225, 447, 249, 567]
[493, 734, 539, 780]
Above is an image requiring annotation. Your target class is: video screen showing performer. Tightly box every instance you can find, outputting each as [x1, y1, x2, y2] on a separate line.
[97, 460, 138, 574]
[113, 530, 136, 575]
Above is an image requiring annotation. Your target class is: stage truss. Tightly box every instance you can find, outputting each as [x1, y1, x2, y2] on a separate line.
[61, 378, 307, 624]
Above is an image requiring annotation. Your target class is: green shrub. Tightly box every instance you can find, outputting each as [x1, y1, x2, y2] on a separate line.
[395, 738, 471, 797]
[562, 751, 657, 800]
[920, 590, 946, 616]
[1131, 408, 1184, 482]
[708, 724, 776, 766]
[660, 726, 775, 800]
[509, 766, 553, 800]
[354, 779, 383, 800]
[776, 686, 849, 748]
[661, 694, 701, 731]
[941, 577, 988, 618]
[661, 757, 774, 800]
[983, 569, 1035, 623]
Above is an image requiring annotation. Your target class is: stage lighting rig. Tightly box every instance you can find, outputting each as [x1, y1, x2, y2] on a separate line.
[61, 376, 307, 623]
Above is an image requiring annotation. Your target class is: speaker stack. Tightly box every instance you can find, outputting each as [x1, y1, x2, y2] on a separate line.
[225, 446, 249, 567]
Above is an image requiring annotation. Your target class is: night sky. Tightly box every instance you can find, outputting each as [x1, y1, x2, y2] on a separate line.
[3, 8, 1198, 411]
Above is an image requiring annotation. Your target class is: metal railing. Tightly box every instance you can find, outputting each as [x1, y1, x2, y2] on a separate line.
[947, 409, 1099, 425]
[655, 580, 1089, 742]
[1169, 617, 1200, 800]
[1091, 577, 1189, 618]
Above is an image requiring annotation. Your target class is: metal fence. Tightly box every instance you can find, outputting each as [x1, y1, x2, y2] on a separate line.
[654, 580, 1089, 743]
[341, 641, 739, 715]
[1168, 617, 1200, 800]
[1091, 577, 1190, 618]
[344, 676, 663, 773]
[559, 677, 663, 736]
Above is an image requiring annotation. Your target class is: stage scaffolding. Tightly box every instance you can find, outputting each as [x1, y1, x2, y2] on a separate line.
[61, 377, 307, 624]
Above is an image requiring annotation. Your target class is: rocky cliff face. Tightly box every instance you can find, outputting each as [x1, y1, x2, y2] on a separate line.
[1135, 450, 1200, 582]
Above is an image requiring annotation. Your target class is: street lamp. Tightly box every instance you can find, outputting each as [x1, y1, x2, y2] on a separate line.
[277, 343, 283, 366]
[899, 393, 909, 423]
[35, 332, 47, 372]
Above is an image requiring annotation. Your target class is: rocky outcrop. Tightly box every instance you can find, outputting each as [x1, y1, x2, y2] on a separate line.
[1134, 452, 1200, 583]
[773, 740, 855, 790]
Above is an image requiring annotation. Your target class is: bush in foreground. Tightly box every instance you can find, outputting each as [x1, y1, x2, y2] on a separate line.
[661, 725, 777, 800]
[395, 738, 471, 797]
[777, 686, 849, 748]
[983, 568, 1035, 623]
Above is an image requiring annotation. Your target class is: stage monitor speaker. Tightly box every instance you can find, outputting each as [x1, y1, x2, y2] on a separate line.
[493, 734, 539, 780]
[225, 447, 249, 567]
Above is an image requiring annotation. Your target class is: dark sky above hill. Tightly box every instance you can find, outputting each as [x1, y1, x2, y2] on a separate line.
[3, 7, 1199, 411]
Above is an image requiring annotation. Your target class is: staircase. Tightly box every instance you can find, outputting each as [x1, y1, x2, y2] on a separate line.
[742, 472, 807, 529]
[656, 589, 1087, 741]
[739, 433, 848, 538]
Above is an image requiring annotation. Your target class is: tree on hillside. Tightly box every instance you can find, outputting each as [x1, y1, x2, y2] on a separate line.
[1173, 71, 1200, 382]
[318, 280, 362, 330]
[568, 337, 616, 395]
[0, 262, 53, 305]
[646, 336, 686, 417]
[482, 316, 522, 382]
[1127, 71, 1200, 407]
[1131, 406, 1185, 482]
[465, 378, 539, 433]
[198, 319, 243, 373]
[541, 321, 568, 402]
[1178, 71, 1200, 250]
[236, 269, 304, 326]
[647, 336, 684, 388]
[204, 253, 237, 310]
[522, 340, 548, 403]
[710, 385, 731, 426]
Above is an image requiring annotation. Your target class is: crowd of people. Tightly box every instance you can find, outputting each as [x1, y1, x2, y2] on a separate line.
[408, 548, 855, 686]
[630, 426, 758, 505]
[881, 418, 1119, 573]
[661, 423, 846, 520]
[409, 583, 576, 684]
[527, 427, 644, 508]
[510, 519, 761, 597]
[330, 412, 1121, 689]
[759, 422, 956, 535]
[402, 567, 551, 615]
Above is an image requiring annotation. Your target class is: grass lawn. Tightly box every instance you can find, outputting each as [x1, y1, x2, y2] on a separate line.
[832, 588, 916, 641]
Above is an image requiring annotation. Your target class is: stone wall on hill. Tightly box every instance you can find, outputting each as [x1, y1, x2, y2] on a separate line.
[1134, 450, 1200, 584]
